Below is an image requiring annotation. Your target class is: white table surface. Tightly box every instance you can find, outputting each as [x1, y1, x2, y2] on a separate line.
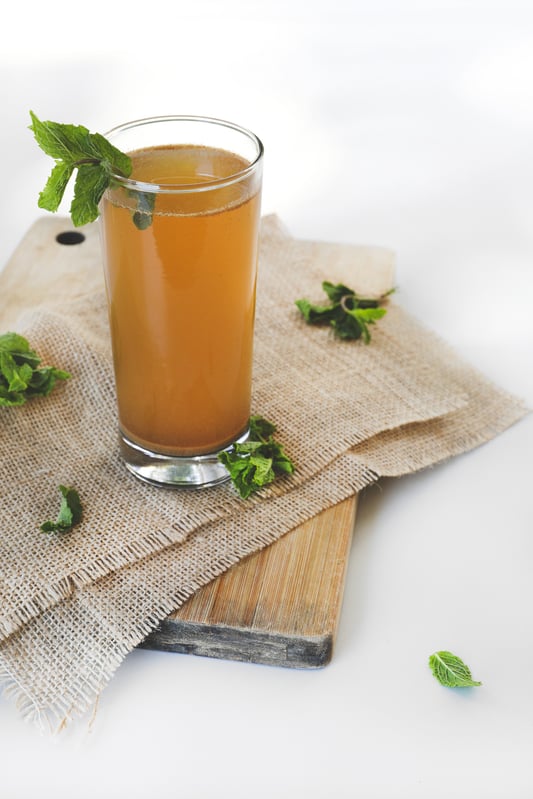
[1, 2, 532, 797]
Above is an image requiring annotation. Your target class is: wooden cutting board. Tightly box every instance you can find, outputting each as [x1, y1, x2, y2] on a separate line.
[1, 217, 359, 669]
[141, 496, 357, 668]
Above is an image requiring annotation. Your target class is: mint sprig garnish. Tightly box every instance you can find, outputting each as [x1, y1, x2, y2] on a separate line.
[0, 332, 70, 407]
[428, 651, 482, 688]
[295, 281, 392, 343]
[41, 485, 83, 534]
[29, 111, 132, 227]
[218, 415, 295, 499]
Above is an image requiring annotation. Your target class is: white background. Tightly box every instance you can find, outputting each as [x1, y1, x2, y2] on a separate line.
[1, 1, 532, 797]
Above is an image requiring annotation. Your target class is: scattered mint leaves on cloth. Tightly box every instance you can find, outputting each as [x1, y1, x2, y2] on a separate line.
[29, 111, 133, 227]
[296, 281, 392, 342]
[0, 332, 70, 407]
[429, 651, 482, 688]
[218, 415, 295, 499]
[41, 486, 83, 534]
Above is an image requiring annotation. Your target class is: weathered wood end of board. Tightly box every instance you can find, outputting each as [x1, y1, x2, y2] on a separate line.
[140, 496, 358, 668]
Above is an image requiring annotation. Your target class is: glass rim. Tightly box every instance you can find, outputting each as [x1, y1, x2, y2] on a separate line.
[104, 114, 264, 195]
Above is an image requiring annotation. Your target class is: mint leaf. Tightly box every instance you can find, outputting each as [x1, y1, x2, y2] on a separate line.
[249, 415, 278, 442]
[27, 365, 71, 398]
[29, 111, 132, 227]
[70, 163, 113, 227]
[89, 131, 132, 176]
[38, 161, 74, 212]
[0, 385, 25, 406]
[0, 332, 70, 407]
[0, 332, 33, 356]
[322, 281, 354, 303]
[296, 281, 392, 343]
[218, 414, 295, 499]
[29, 114, 91, 161]
[342, 304, 387, 344]
[0, 333, 41, 368]
[0, 351, 32, 392]
[428, 651, 482, 688]
[41, 485, 83, 534]
[295, 297, 341, 326]
[129, 189, 156, 230]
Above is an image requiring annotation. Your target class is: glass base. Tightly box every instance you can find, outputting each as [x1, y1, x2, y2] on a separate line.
[119, 428, 249, 488]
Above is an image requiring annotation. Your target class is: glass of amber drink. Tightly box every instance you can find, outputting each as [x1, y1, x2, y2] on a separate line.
[99, 116, 263, 487]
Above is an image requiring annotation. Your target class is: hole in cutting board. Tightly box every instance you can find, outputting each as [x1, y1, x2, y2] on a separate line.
[56, 231, 85, 245]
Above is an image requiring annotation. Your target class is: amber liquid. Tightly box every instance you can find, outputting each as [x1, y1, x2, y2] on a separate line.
[100, 145, 261, 456]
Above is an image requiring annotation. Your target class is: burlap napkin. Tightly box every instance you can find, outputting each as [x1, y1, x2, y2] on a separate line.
[0, 215, 527, 728]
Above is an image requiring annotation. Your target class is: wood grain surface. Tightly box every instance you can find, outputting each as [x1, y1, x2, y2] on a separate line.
[141, 496, 357, 668]
[1, 217, 359, 669]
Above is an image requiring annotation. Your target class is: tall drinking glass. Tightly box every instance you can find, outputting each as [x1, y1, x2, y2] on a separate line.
[99, 116, 263, 487]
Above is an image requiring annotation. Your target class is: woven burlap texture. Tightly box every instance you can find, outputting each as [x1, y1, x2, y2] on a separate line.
[0, 215, 527, 727]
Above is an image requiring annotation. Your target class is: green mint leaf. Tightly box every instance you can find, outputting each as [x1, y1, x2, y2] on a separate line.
[230, 440, 265, 455]
[0, 333, 41, 369]
[353, 307, 387, 323]
[0, 332, 34, 357]
[41, 485, 83, 534]
[133, 211, 153, 231]
[29, 111, 133, 227]
[428, 651, 482, 688]
[38, 161, 75, 213]
[294, 298, 311, 318]
[0, 351, 32, 392]
[70, 163, 112, 226]
[331, 312, 363, 341]
[342, 306, 388, 344]
[0, 331, 70, 406]
[29, 112, 91, 161]
[89, 131, 132, 177]
[322, 281, 354, 303]
[129, 189, 156, 230]
[295, 298, 341, 326]
[0, 386, 25, 407]
[296, 281, 391, 343]
[27, 366, 71, 397]
[249, 414, 277, 442]
[219, 415, 295, 499]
